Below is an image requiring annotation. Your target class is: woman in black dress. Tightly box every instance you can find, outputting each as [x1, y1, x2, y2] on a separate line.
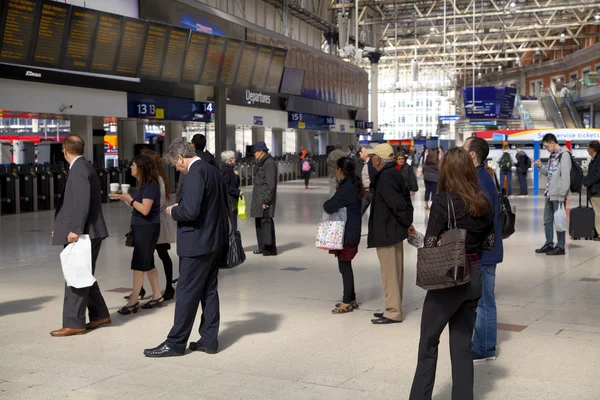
[324, 157, 364, 314]
[115, 154, 164, 314]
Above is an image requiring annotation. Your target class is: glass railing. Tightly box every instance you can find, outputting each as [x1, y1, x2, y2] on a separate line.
[582, 73, 600, 88]
[515, 95, 534, 130]
[564, 93, 584, 128]
[540, 88, 566, 129]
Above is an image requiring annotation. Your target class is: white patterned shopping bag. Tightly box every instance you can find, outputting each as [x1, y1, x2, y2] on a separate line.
[315, 208, 347, 250]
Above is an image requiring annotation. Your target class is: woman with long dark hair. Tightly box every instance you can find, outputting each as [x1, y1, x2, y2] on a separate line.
[115, 155, 164, 314]
[423, 149, 440, 210]
[324, 157, 365, 314]
[410, 148, 494, 400]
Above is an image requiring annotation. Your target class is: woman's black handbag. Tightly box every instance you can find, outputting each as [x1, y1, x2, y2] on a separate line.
[125, 228, 134, 248]
[225, 230, 246, 269]
[493, 173, 516, 239]
[416, 195, 470, 291]
[261, 209, 274, 247]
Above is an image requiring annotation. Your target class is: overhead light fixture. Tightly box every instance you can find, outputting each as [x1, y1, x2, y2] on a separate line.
[498, 65, 503, 71]
[430, 27, 436, 32]
[510, 2, 516, 7]
[560, 33, 566, 43]
[478, 72, 482, 78]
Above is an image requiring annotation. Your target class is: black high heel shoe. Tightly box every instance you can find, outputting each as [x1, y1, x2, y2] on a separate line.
[117, 302, 140, 315]
[142, 296, 165, 309]
[124, 287, 146, 300]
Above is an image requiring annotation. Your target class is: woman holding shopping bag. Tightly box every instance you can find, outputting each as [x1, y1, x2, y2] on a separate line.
[324, 157, 365, 314]
[221, 150, 242, 232]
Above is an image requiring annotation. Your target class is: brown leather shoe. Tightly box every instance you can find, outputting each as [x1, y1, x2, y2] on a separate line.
[86, 316, 111, 330]
[50, 328, 86, 337]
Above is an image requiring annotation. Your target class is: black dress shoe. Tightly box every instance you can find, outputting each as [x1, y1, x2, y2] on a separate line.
[189, 340, 218, 354]
[535, 244, 554, 254]
[547, 247, 566, 256]
[144, 342, 184, 358]
[263, 251, 278, 256]
[373, 312, 384, 318]
[253, 250, 264, 255]
[371, 317, 402, 325]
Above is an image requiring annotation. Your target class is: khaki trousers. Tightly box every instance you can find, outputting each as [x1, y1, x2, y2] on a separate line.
[376, 241, 405, 321]
[591, 197, 600, 235]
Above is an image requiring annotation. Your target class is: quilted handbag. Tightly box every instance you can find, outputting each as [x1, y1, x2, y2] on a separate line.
[315, 208, 347, 250]
[416, 195, 470, 291]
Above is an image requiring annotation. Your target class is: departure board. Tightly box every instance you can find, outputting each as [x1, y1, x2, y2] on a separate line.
[115, 18, 147, 77]
[218, 39, 243, 87]
[199, 35, 226, 86]
[139, 23, 168, 79]
[251, 46, 273, 91]
[33, 1, 69, 67]
[90, 12, 123, 74]
[160, 27, 188, 82]
[264, 48, 287, 92]
[234, 43, 258, 88]
[0, 0, 39, 64]
[181, 31, 209, 84]
[63, 8, 99, 71]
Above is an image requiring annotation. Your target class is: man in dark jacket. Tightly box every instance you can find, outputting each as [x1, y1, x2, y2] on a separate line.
[250, 142, 278, 256]
[145, 138, 229, 357]
[367, 144, 414, 325]
[464, 137, 504, 362]
[515, 145, 531, 196]
[191, 134, 217, 166]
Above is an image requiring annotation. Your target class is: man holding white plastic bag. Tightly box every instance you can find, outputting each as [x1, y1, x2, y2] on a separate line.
[51, 134, 110, 337]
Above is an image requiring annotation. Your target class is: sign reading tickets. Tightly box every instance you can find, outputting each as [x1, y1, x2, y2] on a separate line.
[476, 128, 600, 142]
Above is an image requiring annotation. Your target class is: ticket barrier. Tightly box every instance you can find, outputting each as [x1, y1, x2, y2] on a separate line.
[15, 164, 38, 213]
[0, 165, 19, 215]
[119, 160, 134, 186]
[51, 164, 68, 208]
[108, 166, 122, 185]
[34, 164, 54, 210]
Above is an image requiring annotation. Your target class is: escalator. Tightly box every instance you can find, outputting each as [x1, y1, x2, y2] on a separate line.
[562, 93, 584, 128]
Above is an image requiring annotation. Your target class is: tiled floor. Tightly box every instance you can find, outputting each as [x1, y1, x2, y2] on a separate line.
[2, 178, 600, 399]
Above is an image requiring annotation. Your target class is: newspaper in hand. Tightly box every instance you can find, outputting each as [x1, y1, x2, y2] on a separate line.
[407, 230, 425, 249]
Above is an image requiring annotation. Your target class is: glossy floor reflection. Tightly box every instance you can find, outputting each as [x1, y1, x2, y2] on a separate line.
[2, 179, 600, 399]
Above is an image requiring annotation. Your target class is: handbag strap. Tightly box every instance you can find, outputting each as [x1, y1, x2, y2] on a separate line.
[446, 193, 457, 230]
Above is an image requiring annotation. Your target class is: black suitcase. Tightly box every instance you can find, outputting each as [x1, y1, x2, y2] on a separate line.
[569, 192, 596, 240]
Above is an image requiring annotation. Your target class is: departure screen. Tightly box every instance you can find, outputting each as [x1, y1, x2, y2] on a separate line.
[160, 27, 188, 82]
[218, 38, 243, 87]
[139, 23, 169, 79]
[115, 18, 147, 77]
[90, 13, 123, 74]
[264, 48, 287, 93]
[0, 0, 39, 64]
[234, 43, 258, 88]
[251, 46, 273, 91]
[33, 1, 69, 68]
[199, 35, 226, 86]
[181, 31, 209, 84]
[63, 8, 98, 71]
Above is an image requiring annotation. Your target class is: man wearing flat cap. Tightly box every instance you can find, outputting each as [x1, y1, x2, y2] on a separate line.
[250, 142, 278, 256]
[367, 143, 414, 325]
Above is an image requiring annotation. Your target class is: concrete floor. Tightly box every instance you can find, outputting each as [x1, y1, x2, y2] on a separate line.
[2, 178, 600, 399]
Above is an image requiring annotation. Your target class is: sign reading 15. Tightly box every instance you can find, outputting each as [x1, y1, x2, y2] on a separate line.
[137, 102, 156, 117]
[290, 112, 303, 121]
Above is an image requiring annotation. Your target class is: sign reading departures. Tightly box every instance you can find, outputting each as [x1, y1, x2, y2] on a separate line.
[0, 0, 288, 92]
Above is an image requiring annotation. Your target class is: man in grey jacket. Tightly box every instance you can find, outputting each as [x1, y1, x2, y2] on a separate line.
[535, 133, 571, 256]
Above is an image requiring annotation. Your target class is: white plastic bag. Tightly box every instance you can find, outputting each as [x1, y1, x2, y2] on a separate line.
[554, 203, 568, 232]
[315, 208, 347, 250]
[60, 234, 96, 288]
[408, 230, 425, 248]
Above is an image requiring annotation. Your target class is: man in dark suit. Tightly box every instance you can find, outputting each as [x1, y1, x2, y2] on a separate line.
[144, 138, 229, 357]
[51, 134, 110, 337]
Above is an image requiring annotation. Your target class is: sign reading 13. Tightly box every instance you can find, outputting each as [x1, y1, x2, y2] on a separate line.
[137, 102, 156, 117]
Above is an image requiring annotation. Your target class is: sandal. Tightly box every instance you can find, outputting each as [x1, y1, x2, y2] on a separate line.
[335, 300, 359, 309]
[117, 302, 140, 315]
[141, 296, 165, 309]
[332, 302, 354, 314]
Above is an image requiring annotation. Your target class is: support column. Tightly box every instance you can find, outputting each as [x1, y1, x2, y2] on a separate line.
[590, 104, 596, 128]
[368, 52, 382, 133]
[165, 121, 183, 154]
[70, 116, 93, 160]
[117, 118, 144, 163]
[272, 128, 283, 156]
[252, 126, 265, 145]
[225, 125, 236, 154]
[214, 87, 227, 167]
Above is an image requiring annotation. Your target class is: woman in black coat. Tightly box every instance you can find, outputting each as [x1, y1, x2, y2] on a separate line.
[221, 150, 242, 232]
[583, 141, 600, 240]
[396, 153, 419, 196]
[324, 157, 365, 314]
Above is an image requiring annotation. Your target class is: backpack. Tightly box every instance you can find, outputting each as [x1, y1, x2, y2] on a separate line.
[492, 174, 516, 239]
[559, 151, 583, 193]
[524, 155, 532, 169]
[302, 160, 311, 172]
[499, 153, 512, 171]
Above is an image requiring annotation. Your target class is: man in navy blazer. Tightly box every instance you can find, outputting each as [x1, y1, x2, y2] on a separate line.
[144, 139, 229, 358]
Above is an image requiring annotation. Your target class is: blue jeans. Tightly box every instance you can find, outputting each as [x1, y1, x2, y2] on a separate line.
[517, 171, 528, 195]
[472, 265, 497, 359]
[544, 198, 566, 249]
[499, 171, 512, 196]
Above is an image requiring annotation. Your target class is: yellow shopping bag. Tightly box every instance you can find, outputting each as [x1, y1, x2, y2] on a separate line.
[238, 196, 248, 220]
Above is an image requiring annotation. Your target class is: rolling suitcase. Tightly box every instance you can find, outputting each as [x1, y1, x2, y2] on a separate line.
[569, 191, 596, 240]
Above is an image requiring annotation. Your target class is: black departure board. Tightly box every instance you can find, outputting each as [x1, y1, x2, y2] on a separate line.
[265, 48, 287, 92]
[0, 0, 39, 64]
[218, 38, 243, 87]
[251, 46, 274, 91]
[181, 31, 209, 84]
[199, 35, 226, 86]
[115, 18, 147, 77]
[139, 23, 168, 79]
[33, 0, 69, 67]
[160, 27, 188, 82]
[63, 8, 98, 71]
[234, 43, 258, 88]
[90, 12, 123, 74]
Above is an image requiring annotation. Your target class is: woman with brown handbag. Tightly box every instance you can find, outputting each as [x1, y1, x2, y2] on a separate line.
[409, 148, 494, 400]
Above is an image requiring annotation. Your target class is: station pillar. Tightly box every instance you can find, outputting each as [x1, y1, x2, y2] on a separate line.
[214, 87, 227, 167]
[69, 116, 94, 161]
[533, 140, 540, 196]
[165, 121, 183, 152]
[117, 118, 144, 163]
[368, 52, 382, 133]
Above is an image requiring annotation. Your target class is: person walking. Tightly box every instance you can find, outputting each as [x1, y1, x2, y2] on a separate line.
[324, 157, 364, 314]
[144, 138, 229, 357]
[396, 153, 419, 196]
[251, 142, 278, 256]
[301, 152, 315, 189]
[464, 137, 504, 363]
[583, 141, 600, 241]
[498, 145, 514, 196]
[515, 145, 531, 196]
[423, 149, 440, 210]
[115, 155, 164, 314]
[50, 134, 111, 337]
[535, 133, 572, 256]
[367, 144, 414, 325]
[221, 150, 242, 232]
[409, 148, 494, 400]
[327, 145, 347, 196]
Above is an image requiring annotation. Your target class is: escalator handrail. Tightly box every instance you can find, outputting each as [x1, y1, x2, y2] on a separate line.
[563, 92, 584, 129]
[540, 88, 566, 129]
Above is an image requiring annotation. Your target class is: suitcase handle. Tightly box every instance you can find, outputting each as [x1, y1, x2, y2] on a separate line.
[579, 189, 591, 208]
